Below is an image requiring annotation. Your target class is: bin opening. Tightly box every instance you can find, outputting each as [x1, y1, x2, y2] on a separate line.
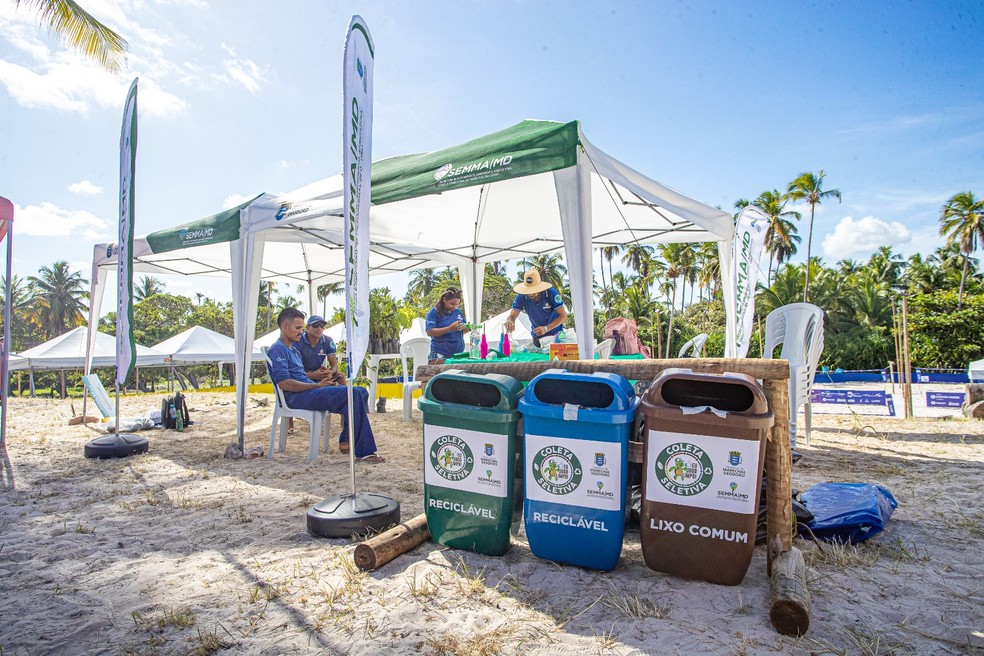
[533, 379, 616, 409]
[430, 378, 503, 408]
[659, 378, 756, 412]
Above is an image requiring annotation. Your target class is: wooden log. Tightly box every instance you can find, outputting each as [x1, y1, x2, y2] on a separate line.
[966, 383, 984, 406]
[769, 546, 811, 636]
[416, 358, 789, 386]
[763, 378, 792, 572]
[964, 400, 984, 420]
[353, 513, 430, 571]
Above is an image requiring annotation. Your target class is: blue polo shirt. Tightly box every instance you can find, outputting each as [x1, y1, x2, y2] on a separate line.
[511, 287, 564, 336]
[298, 333, 337, 372]
[426, 306, 466, 356]
[267, 339, 313, 404]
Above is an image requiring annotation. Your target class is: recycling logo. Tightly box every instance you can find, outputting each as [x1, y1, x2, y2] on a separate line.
[430, 435, 474, 483]
[654, 442, 713, 496]
[532, 446, 582, 495]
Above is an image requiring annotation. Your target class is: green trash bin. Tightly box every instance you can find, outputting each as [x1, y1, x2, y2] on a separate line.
[419, 369, 524, 556]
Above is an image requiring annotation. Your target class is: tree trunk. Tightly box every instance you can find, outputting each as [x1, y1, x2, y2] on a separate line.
[958, 253, 969, 310]
[665, 286, 677, 358]
[599, 250, 609, 320]
[803, 204, 815, 302]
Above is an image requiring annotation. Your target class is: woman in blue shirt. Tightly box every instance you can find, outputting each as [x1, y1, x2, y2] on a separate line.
[425, 287, 467, 363]
[504, 269, 567, 346]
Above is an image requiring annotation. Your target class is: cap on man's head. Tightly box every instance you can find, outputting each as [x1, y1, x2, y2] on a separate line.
[307, 315, 327, 327]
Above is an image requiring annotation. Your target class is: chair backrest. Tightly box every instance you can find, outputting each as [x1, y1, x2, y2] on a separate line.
[596, 338, 615, 360]
[763, 303, 825, 399]
[400, 318, 428, 344]
[678, 333, 708, 358]
[400, 337, 431, 382]
[260, 345, 288, 410]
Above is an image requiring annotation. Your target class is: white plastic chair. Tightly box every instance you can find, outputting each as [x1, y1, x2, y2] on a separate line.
[596, 338, 615, 360]
[763, 304, 824, 449]
[400, 337, 432, 421]
[261, 346, 330, 462]
[678, 333, 709, 358]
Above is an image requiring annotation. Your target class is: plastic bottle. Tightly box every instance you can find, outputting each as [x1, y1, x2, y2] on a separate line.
[498, 333, 504, 354]
[169, 401, 177, 430]
[469, 330, 481, 359]
[502, 332, 511, 357]
[480, 332, 489, 359]
[175, 402, 184, 432]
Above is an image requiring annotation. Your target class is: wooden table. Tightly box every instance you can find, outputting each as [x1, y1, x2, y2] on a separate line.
[416, 357, 810, 636]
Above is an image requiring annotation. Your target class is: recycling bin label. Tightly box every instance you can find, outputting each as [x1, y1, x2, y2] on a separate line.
[524, 433, 622, 511]
[424, 425, 509, 498]
[645, 429, 761, 514]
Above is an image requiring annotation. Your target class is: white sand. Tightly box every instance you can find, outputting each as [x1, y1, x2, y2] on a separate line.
[0, 392, 982, 655]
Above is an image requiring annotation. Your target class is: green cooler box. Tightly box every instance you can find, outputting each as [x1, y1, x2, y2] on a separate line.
[419, 369, 524, 556]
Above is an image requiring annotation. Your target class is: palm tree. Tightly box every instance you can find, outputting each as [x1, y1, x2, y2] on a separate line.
[753, 190, 801, 287]
[939, 191, 984, 309]
[14, 0, 129, 71]
[1, 274, 41, 348]
[518, 254, 567, 290]
[133, 275, 164, 302]
[786, 170, 841, 302]
[601, 245, 623, 301]
[27, 261, 88, 338]
[407, 268, 440, 299]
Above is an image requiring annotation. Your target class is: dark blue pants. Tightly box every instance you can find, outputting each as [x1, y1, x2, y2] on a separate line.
[287, 386, 377, 457]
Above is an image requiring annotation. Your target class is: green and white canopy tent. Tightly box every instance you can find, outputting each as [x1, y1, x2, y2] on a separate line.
[88, 120, 736, 446]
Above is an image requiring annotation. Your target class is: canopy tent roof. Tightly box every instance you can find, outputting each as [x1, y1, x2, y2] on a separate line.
[91, 119, 733, 306]
[13, 327, 164, 371]
[87, 119, 738, 447]
[153, 326, 263, 365]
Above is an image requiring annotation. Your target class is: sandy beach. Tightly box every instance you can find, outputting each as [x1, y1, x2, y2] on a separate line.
[1, 390, 982, 655]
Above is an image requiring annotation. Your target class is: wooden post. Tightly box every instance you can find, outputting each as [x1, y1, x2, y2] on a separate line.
[887, 362, 895, 394]
[902, 295, 913, 418]
[763, 378, 792, 565]
[353, 514, 430, 571]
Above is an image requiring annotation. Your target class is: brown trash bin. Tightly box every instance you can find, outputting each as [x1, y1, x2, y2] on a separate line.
[640, 369, 774, 585]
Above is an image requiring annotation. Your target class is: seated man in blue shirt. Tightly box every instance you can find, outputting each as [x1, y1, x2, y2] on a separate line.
[504, 269, 568, 347]
[267, 307, 384, 463]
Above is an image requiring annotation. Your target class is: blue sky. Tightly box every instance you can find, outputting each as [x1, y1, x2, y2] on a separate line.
[1, 0, 982, 310]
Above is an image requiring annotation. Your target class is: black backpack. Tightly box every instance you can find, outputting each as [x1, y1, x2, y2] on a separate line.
[161, 391, 191, 429]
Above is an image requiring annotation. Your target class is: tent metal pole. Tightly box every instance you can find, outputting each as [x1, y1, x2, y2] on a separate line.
[0, 212, 12, 447]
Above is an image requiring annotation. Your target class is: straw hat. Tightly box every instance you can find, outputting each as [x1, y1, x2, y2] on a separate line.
[513, 269, 552, 294]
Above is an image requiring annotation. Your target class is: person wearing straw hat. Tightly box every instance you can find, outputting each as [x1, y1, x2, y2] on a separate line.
[504, 269, 568, 347]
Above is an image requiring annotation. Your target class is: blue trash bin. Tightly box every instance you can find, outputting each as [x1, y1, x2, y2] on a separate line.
[519, 369, 638, 571]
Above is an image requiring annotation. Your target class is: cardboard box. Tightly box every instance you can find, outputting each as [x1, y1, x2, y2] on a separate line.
[549, 343, 580, 360]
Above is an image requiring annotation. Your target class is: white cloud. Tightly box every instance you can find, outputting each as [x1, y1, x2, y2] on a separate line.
[822, 216, 912, 260]
[220, 43, 267, 94]
[68, 180, 103, 195]
[14, 201, 109, 240]
[221, 193, 254, 209]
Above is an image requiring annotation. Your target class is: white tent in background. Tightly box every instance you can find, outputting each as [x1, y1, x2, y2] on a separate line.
[970, 358, 984, 383]
[88, 120, 736, 446]
[11, 327, 164, 371]
[482, 309, 533, 344]
[153, 326, 262, 365]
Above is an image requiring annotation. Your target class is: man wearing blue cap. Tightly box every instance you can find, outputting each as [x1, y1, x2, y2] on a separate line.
[299, 315, 344, 384]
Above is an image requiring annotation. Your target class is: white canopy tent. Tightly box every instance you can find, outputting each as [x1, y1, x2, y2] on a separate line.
[153, 326, 263, 365]
[970, 358, 984, 383]
[87, 120, 736, 446]
[12, 327, 164, 371]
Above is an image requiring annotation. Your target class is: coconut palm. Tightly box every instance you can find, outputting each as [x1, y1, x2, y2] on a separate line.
[786, 170, 841, 302]
[1, 274, 41, 348]
[407, 268, 441, 300]
[27, 261, 88, 338]
[133, 275, 164, 302]
[14, 0, 129, 72]
[518, 254, 567, 290]
[753, 189, 801, 286]
[601, 245, 623, 304]
[938, 191, 984, 309]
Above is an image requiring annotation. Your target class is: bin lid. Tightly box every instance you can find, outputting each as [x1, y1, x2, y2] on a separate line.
[519, 368, 639, 424]
[419, 369, 524, 418]
[641, 368, 773, 426]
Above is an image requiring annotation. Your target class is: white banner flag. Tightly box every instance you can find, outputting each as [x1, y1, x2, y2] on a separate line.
[343, 17, 373, 375]
[732, 204, 769, 358]
[116, 78, 138, 386]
